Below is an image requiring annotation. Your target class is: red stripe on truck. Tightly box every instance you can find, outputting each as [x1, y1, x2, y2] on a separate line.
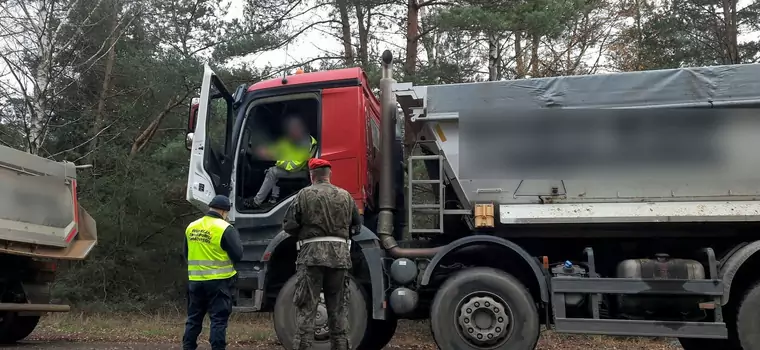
[65, 180, 80, 243]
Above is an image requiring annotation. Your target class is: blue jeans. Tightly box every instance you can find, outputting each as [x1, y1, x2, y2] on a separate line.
[182, 277, 235, 350]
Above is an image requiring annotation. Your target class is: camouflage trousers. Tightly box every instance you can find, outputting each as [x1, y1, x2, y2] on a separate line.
[293, 264, 350, 350]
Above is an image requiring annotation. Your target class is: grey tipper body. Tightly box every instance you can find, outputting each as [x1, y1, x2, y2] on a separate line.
[394, 63, 760, 226]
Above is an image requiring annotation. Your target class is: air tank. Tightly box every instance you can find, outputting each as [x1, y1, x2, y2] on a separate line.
[389, 287, 418, 315]
[390, 258, 418, 285]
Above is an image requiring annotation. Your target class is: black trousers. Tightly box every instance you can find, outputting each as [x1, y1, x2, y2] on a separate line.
[182, 277, 235, 350]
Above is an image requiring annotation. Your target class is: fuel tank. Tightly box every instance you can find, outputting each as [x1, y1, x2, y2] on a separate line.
[616, 254, 708, 320]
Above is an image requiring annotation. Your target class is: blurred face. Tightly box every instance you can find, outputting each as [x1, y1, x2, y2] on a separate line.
[221, 210, 230, 221]
[287, 119, 304, 140]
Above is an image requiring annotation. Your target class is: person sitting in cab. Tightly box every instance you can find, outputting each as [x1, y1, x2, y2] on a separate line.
[247, 116, 317, 209]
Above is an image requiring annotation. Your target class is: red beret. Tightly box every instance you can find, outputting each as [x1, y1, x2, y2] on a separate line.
[308, 158, 331, 170]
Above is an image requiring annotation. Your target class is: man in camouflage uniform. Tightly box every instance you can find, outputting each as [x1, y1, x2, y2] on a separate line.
[282, 158, 362, 350]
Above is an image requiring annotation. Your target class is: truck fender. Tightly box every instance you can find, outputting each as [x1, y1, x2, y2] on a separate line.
[419, 235, 549, 303]
[353, 226, 389, 320]
[252, 231, 291, 309]
[720, 240, 760, 306]
[258, 227, 388, 320]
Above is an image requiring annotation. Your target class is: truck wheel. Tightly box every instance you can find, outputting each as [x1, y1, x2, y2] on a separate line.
[0, 313, 40, 344]
[737, 282, 760, 349]
[430, 267, 540, 350]
[273, 273, 368, 350]
[358, 318, 397, 350]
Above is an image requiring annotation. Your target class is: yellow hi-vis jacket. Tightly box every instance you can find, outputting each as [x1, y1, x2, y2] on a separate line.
[185, 216, 237, 281]
[272, 136, 318, 172]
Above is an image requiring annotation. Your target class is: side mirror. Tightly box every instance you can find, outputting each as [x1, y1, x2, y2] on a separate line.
[188, 97, 200, 133]
[232, 84, 248, 109]
[185, 132, 194, 151]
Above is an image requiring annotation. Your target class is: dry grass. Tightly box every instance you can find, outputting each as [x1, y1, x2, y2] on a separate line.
[28, 312, 683, 349]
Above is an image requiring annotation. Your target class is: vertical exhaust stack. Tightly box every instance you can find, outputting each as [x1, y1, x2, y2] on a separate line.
[377, 50, 440, 259]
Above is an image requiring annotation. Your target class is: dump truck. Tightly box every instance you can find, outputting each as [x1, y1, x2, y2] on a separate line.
[0, 145, 97, 343]
[185, 51, 760, 350]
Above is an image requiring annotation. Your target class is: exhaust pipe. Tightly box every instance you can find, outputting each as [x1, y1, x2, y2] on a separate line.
[378, 50, 440, 259]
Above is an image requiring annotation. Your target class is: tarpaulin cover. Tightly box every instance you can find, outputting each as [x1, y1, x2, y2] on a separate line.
[427, 63, 760, 110]
[426, 63, 760, 181]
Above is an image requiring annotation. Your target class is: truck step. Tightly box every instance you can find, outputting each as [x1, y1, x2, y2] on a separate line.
[408, 155, 441, 160]
[412, 204, 441, 209]
[410, 179, 441, 184]
[232, 306, 259, 313]
[409, 228, 443, 234]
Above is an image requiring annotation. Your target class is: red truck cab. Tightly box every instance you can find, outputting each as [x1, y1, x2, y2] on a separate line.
[186, 65, 381, 218]
[185, 65, 403, 348]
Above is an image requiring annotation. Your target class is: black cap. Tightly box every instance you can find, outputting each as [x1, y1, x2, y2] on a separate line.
[208, 195, 231, 211]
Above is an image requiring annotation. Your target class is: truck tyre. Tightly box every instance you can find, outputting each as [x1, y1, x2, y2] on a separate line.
[358, 318, 397, 350]
[0, 313, 40, 344]
[737, 282, 760, 350]
[430, 267, 540, 350]
[273, 273, 368, 350]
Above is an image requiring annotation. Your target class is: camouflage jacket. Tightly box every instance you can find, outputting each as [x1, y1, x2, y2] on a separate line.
[282, 180, 362, 268]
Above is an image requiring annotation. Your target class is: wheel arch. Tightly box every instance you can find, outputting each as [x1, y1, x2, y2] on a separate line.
[420, 235, 549, 303]
[721, 240, 760, 306]
[259, 226, 388, 319]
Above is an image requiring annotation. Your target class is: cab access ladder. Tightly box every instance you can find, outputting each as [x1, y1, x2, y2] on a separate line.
[407, 154, 445, 236]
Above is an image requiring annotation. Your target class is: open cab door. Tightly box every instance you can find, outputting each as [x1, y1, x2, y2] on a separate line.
[186, 64, 235, 212]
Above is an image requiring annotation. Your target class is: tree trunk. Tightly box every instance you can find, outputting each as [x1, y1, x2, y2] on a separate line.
[514, 31, 525, 78]
[635, 0, 643, 69]
[488, 33, 499, 81]
[529, 32, 540, 77]
[87, 23, 119, 163]
[336, 0, 354, 65]
[129, 95, 187, 158]
[28, 6, 53, 155]
[355, 3, 369, 67]
[722, 0, 739, 64]
[405, 0, 419, 78]
[418, 6, 435, 66]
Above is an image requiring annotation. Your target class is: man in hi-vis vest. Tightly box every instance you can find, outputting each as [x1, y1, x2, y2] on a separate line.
[183, 195, 243, 350]
[249, 116, 317, 209]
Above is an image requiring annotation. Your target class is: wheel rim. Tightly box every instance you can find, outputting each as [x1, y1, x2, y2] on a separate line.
[455, 292, 513, 348]
[314, 293, 329, 340]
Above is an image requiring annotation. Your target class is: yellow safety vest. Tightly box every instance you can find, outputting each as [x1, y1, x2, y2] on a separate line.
[273, 136, 318, 171]
[185, 216, 237, 281]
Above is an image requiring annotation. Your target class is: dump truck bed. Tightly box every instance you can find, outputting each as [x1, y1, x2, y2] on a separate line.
[394, 63, 760, 224]
[0, 145, 96, 259]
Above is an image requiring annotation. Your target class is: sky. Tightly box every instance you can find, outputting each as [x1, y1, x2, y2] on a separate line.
[225, 0, 353, 70]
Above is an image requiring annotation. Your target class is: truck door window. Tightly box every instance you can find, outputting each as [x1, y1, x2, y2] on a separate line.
[203, 83, 234, 193]
[369, 118, 380, 151]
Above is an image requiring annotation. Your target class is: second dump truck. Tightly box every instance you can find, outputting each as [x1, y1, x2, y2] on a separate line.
[0, 145, 97, 343]
[185, 51, 760, 349]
